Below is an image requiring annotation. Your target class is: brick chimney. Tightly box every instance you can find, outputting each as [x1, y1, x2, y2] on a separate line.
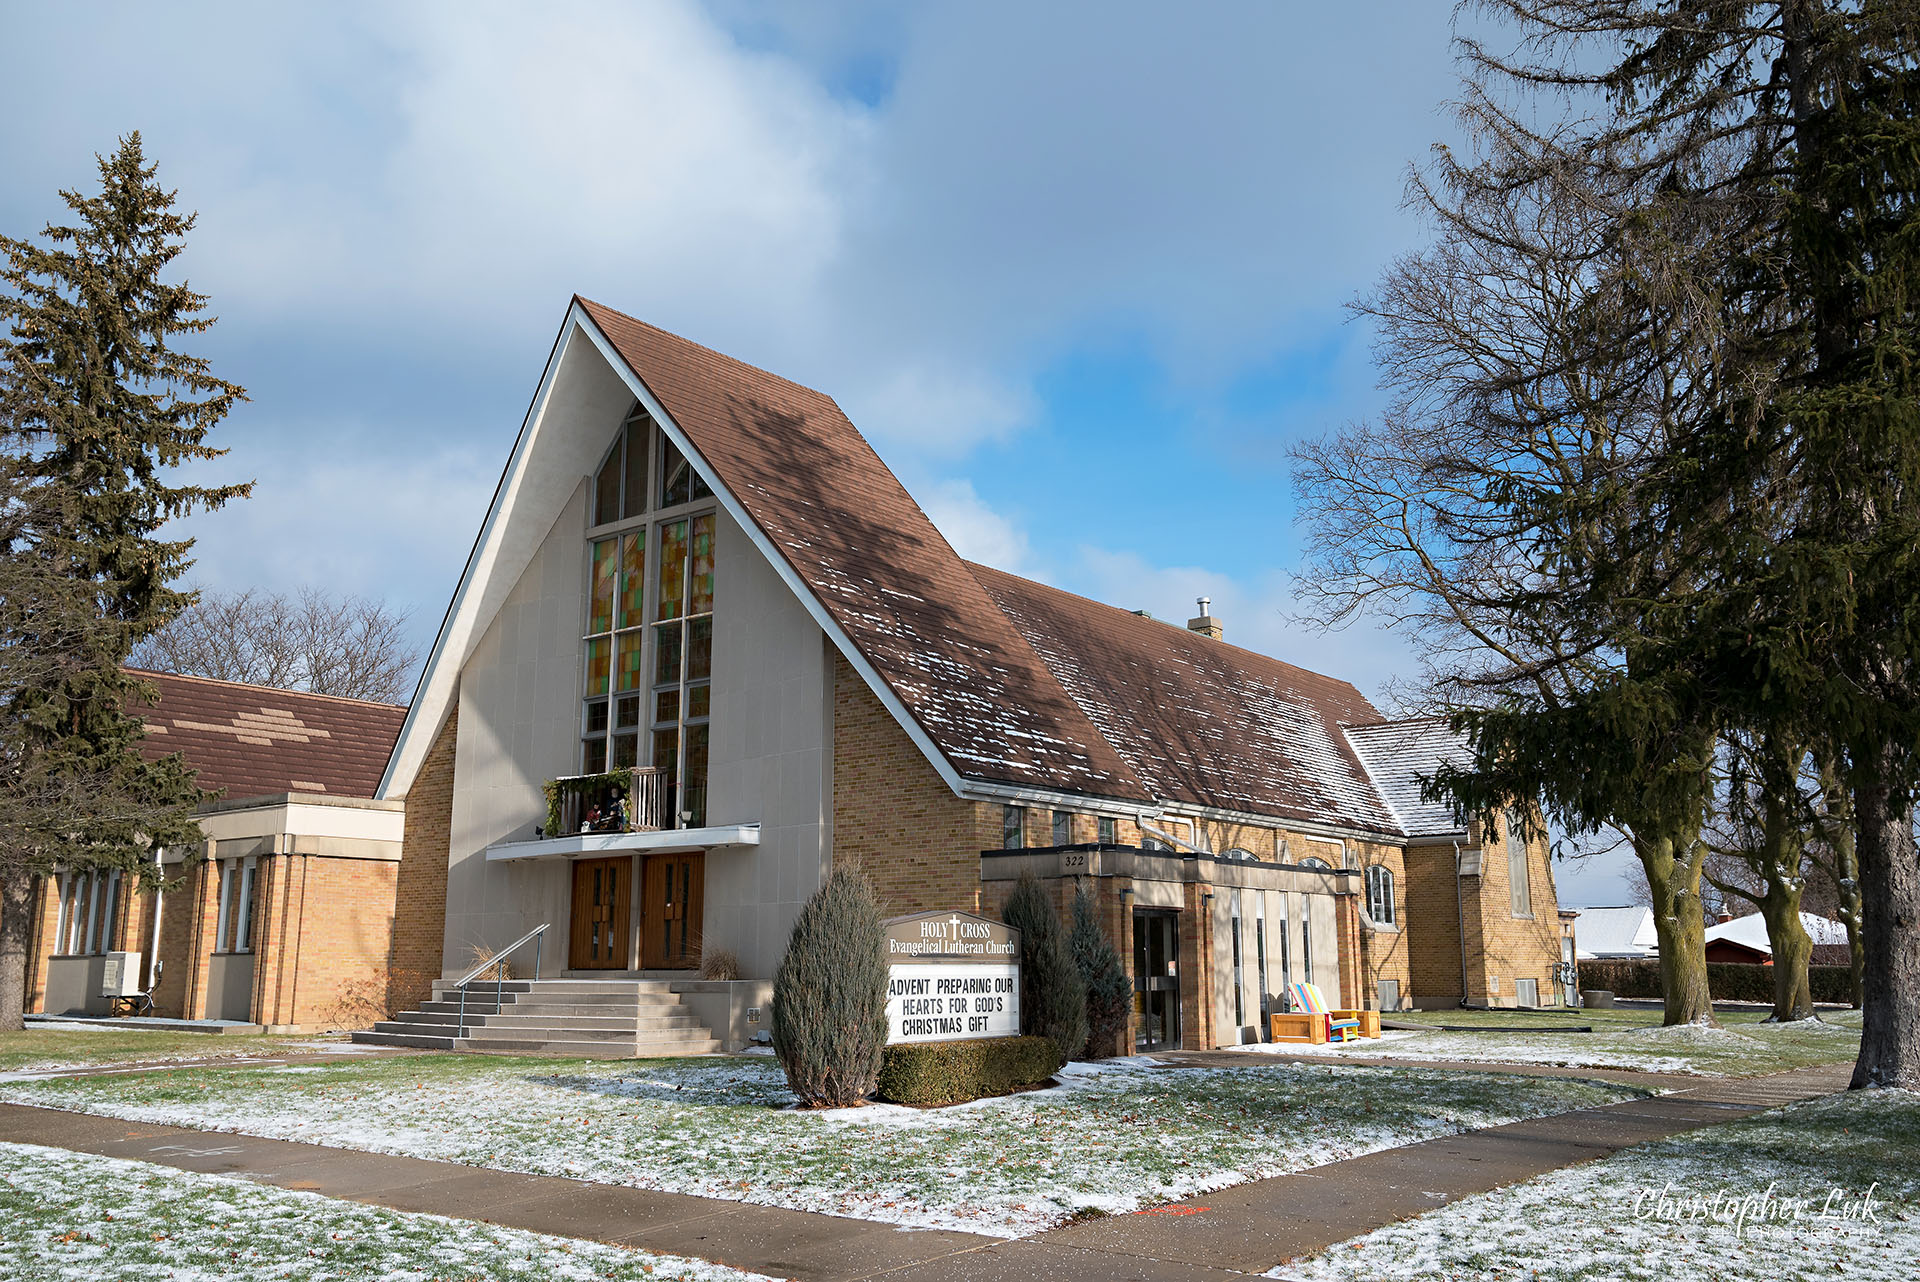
[1716, 911, 1734, 924]
[1187, 596, 1223, 641]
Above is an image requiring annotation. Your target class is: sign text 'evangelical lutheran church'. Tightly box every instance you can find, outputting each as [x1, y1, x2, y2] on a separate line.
[882, 911, 1020, 1044]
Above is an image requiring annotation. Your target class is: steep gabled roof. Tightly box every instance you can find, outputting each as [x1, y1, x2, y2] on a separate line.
[383, 297, 1431, 840]
[129, 668, 406, 801]
[1341, 716, 1471, 839]
[577, 298, 1149, 801]
[969, 563, 1402, 835]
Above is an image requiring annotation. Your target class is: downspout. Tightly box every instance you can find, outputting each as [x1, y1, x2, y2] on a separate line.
[1454, 839, 1470, 1008]
[148, 847, 164, 992]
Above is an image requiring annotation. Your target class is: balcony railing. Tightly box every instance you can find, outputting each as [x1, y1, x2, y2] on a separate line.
[543, 767, 669, 837]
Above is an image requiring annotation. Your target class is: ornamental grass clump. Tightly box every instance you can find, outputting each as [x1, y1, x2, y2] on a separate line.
[771, 865, 889, 1107]
[1070, 883, 1131, 1058]
[1001, 871, 1087, 1068]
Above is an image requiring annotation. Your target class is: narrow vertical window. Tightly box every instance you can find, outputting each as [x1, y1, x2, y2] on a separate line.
[235, 859, 257, 952]
[1231, 893, 1244, 1028]
[1052, 811, 1072, 845]
[1300, 896, 1313, 988]
[1366, 865, 1395, 926]
[1097, 816, 1116, 845]
[1255, 914, 1268, 1029]
[214, 862, 235, 953]
[1507, 813, 1532, 917]
[98, 869, 121, 951]
[1002, 805, 1025, 850]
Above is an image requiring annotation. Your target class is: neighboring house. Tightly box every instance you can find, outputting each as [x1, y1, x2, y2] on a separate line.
[1703, 911, 1851, 965]
[360, 297, 1570, 1052]
[26, 670, 409, 1029]
[1573, 906, 1659, 960]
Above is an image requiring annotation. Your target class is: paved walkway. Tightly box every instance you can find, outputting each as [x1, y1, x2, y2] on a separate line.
[0, 1061, 1853, 1280]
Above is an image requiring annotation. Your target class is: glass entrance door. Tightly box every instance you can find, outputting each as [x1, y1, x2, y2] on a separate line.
[1132, 910, 1180, 1051]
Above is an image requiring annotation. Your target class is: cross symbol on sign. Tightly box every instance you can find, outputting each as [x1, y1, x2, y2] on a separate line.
[947, 915, 963, 934]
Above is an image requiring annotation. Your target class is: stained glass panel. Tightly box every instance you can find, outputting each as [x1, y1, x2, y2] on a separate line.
[688, 683, 710, 719]
[622, 416, 650, 519]
[615, 694, 641, 730]
[660, 437, 692, 508]
[690, 513, 715, 614]
[654, 688, 680, 726]
[657, 519, 688, 620]
[594, 443, 621, 526]
[585, 637, 611, 694]
[611, 732, 639, 769]
[619, 532, 646, 629]
[582, 737, 607, 774]
[616, 631, 646, 692]
[687, 616, 712, 682]
[654, 621, 683, 687]
[684, 724, 709, 826]
[589, 539, 618, 635]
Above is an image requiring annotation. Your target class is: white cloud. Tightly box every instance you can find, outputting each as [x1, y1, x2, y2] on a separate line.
[1069, 546, 1419, 708]
[918, 479, 1032, 573]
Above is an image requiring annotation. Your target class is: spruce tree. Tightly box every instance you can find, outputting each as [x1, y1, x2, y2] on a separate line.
[1068, 882, 1131, 1059]
[770, 866, 889, 1106]
[1001, 872, 1087, 1068]
[0, 134, 248, 1031]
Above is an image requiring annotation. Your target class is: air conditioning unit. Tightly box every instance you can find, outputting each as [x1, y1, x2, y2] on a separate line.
[100, 952, 143, 998]
[1456, 850, 1484, 876]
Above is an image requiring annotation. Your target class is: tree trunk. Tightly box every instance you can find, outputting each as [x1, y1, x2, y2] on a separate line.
[1760, 886, 1813, 1021]
[1850, 776, 1920, 1090]
[1639, 831, 1715, 1025]
[1758, 781, 1813, 1021]
[1837, 832, 1866, 1010]
[0, 869, 35, 1033]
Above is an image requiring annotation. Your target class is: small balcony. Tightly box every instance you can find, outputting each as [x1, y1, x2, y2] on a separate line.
[543, 767, 670, 837]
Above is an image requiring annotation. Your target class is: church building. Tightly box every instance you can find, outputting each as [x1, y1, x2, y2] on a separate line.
[360, 297, 1571, 1051]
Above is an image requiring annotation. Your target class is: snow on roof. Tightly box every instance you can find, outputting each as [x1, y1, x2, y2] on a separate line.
[1705, 911, 1849, 955]
[1574, 906, 1658, 959]
[971, 564, 1402, 835]
[1339, 717, 1471, 838]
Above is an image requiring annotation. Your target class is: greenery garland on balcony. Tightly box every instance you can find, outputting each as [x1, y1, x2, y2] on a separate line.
[543, 767, 639, 836]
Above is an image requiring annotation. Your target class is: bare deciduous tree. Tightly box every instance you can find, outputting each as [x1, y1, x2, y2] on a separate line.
[131, 588, 419, 705]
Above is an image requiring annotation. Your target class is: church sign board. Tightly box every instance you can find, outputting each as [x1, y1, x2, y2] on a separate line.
[881, 911, 1020, 1045]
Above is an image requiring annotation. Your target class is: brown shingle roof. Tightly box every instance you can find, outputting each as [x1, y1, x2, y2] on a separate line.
[578, 297, 1151, 801]
[127, 669, 407, 802]
[968, 563, 1404, 836]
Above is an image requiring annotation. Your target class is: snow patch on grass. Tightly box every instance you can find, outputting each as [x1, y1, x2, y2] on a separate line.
[1268, 1089, 1920, 1281]
[0, 1141, 772, 1281]
[0, 1054, 1641, 1238]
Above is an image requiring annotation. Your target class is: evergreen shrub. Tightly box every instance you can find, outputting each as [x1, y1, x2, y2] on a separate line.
[1069, 883, 1131, 1058]
[1001, 871, 1087, 1065]
[771, 866, 888, 1106]
[875, 1035, 1060, 1106]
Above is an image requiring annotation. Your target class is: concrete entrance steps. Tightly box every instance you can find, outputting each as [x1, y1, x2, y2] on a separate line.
[351, 979, 720, 1058]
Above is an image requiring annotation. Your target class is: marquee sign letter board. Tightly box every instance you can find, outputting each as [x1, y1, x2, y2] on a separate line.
[882, 911, 1020, 1044]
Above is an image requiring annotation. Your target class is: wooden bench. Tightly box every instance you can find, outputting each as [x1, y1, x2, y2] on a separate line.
[1268, 983, 1380, 1043]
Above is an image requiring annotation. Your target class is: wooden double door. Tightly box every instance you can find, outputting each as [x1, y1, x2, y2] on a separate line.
[568, 853, 704, 971]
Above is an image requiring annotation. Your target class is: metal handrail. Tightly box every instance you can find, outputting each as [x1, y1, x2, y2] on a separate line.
[454, 922, 550, 1040]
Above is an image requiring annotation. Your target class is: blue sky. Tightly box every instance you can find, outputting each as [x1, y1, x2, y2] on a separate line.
[0, 1, 1637, 905]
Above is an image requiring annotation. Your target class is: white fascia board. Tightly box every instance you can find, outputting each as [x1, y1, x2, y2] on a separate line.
[567, 312, 980, 805]
[1152, 799, 1409, 848]
[378, 311, 580, 800]
[486, 824, 761, 862]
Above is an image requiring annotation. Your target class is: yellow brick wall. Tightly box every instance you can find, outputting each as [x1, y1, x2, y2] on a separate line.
[831, 654, 997, 917]
[1474, 812, 1567, 1006]
[390, 708, 457, 1008]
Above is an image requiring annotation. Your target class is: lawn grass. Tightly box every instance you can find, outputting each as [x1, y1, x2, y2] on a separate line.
[0, 1027, 335, 1074]
[1257, 1005, 1864, 1076]
[1269, 1087, 1920, 1281]
[0, 1140, 768, 1281]
[0, 1052, 1645, 1237]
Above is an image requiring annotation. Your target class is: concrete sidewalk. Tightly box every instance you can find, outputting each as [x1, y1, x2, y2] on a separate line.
[0, 1061, 1853, 1280]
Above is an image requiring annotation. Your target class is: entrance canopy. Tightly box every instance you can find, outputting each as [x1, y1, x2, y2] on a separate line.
[485, 824, 760, 862]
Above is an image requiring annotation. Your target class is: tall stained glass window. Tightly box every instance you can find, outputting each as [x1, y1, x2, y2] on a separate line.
[581, 405, 717, 826]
